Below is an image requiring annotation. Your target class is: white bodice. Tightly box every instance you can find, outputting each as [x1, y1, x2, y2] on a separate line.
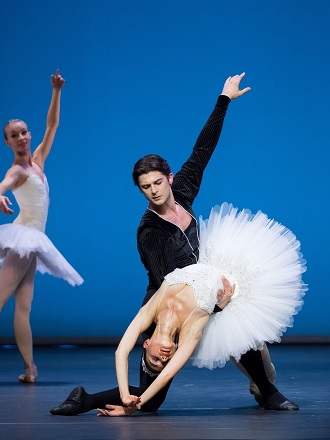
[12, 173, 49, 233]
[164, 263, 223, 314]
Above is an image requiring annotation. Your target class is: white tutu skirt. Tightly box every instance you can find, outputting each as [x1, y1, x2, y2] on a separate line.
[192, 202, 307, 369]
[0, 224, 83, 286]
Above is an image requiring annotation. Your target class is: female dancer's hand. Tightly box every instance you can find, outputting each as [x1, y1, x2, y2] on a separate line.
[216, 276, 236, 309]
[0, 195, 14, 215]
[221, 72, 251, 99]
[97, 404, 137, 417]
[51, 69, 65, 89]
[121, 393, 141, 408]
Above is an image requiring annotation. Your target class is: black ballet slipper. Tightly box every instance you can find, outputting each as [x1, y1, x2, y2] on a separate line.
[264, 391, 299, 411]
[50, 386, 86, 416]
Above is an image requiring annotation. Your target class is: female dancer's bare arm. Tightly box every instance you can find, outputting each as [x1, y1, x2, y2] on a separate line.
[32, 70, 65, 170]
[115, 286, 164, 407]
[116, 314, 209, 415]
[0, 166, 29, 215]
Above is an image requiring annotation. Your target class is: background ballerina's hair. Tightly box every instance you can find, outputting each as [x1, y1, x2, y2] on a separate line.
[132, 154, 171, 186]
[3, 119, 27, 140]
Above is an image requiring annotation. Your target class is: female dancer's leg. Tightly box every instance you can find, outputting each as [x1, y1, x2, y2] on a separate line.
[0, 251, 38, 382]
[14, 255, 38, 381]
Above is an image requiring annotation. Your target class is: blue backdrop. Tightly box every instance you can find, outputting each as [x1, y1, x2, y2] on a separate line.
[1, 0, 329, 338]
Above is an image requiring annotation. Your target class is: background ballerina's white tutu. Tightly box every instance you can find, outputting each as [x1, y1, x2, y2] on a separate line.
[0, 174, 83, 287]
[0, 223, 83, 287]
[192, 202, 307, 369]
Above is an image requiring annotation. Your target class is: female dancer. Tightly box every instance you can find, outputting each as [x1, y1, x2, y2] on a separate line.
[0, 70, 83, 383]
[98, 202, 307, 415]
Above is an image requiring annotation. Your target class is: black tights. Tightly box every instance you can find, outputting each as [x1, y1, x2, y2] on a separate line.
[240, 349, 277, 401]
[80, 383, 170, 414]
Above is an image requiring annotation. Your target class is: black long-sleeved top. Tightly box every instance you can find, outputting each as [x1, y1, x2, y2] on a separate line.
[137, 94, 231, 305]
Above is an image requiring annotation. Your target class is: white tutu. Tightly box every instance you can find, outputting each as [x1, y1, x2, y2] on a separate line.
[0, 224, 83, 286]
[192, 202, 307, 369]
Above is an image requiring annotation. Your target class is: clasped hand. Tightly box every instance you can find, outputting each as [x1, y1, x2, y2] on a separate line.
[97, 394, 141, 417]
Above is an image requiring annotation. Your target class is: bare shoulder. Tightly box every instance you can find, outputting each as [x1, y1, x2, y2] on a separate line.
[7, 164, 28, 182]
[179, 313, 209, 345]
[31, 160, 43, 172]
[142, 281, 169, 313]
[0, 165, 29, 191]
[31, 152, 44, 172]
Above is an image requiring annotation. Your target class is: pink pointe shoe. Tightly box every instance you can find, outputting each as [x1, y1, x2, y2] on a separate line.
[18, 362, 38, 384]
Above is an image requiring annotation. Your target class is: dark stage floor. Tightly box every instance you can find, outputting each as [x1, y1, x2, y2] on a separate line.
[0, 344, 329, 440]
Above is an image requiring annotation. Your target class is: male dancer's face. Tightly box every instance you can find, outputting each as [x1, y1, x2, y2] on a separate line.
[138, 171, 174, 210]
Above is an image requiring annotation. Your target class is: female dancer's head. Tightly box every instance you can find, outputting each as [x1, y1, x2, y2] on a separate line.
[3, 120, 31, 156]
[142, 337, 177, 375]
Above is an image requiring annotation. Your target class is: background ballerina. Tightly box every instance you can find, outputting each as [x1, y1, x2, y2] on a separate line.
[0, 70, 83, 383]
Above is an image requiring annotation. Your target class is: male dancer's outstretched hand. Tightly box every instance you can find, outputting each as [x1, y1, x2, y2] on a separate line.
[221, 72, 251, 99]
